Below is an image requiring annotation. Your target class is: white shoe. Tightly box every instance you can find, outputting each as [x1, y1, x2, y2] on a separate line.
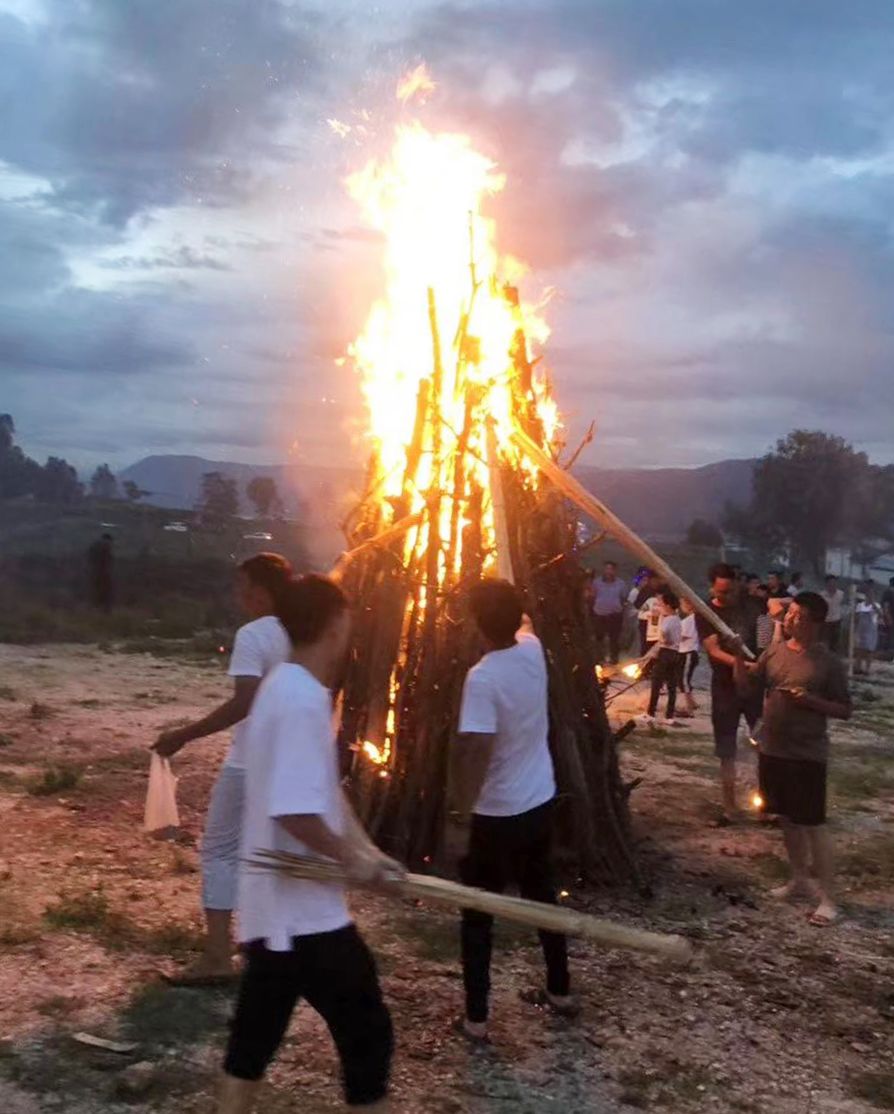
[663, 718, 682, 727]
[637, 714, 656, 726]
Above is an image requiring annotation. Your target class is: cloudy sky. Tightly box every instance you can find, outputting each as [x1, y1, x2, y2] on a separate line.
[2, 0, 893, 475]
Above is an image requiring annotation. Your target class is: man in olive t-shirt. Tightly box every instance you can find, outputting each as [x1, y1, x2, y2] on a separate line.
[736, 592, 851, 926]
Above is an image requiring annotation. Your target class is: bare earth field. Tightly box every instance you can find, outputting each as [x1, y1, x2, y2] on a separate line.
[0, 644, 892, 1114]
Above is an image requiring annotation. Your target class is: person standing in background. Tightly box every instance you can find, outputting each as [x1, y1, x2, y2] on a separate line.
[591, 561, 626, 664]
[788, 572, 805, 597]
[881, 576, 894, 655]
[767, 571, 789, 599]
[755, 584, 776, 651]
[632, 570, 661, 655]
[854, 586, 881, 676]
[87, 532, 114, 611]
[820, 575, 845, 653]
[154, 553, 293, 985]
[677, 596, 700, 717]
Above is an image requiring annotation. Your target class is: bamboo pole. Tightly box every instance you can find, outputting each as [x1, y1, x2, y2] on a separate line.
[330, 511, 425, 579]
[511, 426, 755, 658]
[247, 851, 691, 963]
[486, 420, 514, 583]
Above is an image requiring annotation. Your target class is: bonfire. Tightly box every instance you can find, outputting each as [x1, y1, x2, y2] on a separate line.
[333, 72, 741, 880]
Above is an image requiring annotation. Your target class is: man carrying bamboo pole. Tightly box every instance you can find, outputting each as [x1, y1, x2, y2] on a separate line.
[218, 574, 399, 1113]
[451, 579, 577, 1044]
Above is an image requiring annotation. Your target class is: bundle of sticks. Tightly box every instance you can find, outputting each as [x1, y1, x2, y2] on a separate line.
[247, 850, 692, 963]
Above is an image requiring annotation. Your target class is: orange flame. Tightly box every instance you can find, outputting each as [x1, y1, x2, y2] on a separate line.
[396, 63, 436, 105]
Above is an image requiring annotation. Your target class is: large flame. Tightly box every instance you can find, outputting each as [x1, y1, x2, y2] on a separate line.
[347, 112, 558, 576]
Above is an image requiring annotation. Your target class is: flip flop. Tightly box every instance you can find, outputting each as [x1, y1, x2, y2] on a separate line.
[807, 909, 840, 928]
[519, 988, 581, 1018]
[452, 1016, 490, 1047]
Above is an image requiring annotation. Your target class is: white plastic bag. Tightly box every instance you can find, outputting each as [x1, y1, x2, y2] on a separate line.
[144, 753, 180, 835]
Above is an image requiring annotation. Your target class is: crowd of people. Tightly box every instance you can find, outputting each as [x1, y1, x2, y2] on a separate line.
[132, 551, 876, 1110]
[588, 558, 860, 929]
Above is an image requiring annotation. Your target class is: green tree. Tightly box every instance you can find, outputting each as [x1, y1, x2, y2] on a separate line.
[197, 471, 239, 529]
[724, 430, 881, 575]
[123, 480, 149, 503]
[0, 414, 41, 499]
[246, 475, 279, 518]
[89, 463, 118, 501]
[685, 518, 723, 548]
[37, 457, 83, 504]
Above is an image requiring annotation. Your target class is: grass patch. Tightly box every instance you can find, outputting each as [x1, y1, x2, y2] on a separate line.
[43, 887, 201, 956]
[829, 757, 894, 803]
[848, 1070, 894, 1110]
[0, 733, 16, 747]
[75, 698, 102, 709]
[838, 832, 894, 886]
[25, 764, 83, 796]
[28, 701, 52, 720]
[0, 884, 41, 946]
[0, 685, 16, 701]
[44, 889, 117, 933]
[91, 749, 151, 774]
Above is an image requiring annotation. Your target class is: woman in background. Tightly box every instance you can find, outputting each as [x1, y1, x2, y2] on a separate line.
[854, 585, 881, 676]
[676, 596, 700, 717]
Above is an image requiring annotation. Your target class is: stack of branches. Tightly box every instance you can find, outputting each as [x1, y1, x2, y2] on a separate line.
[336, 277, 637, 884]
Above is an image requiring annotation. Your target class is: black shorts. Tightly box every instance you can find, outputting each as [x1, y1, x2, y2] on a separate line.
[758, 753, 827, 827]
[711, 682, 762, 759]
[224, 924, 393, 1106]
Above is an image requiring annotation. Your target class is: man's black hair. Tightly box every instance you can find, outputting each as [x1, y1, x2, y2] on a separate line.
[239, 552, 293, 603]
[708, 562, 736, 583]
[825, 573, 838, 582]
[746, 572, 759, 582]
[659, 589, 680, 610]
[468, 579, 523, 644]
[791, 571, 803, 583]
[793, 591, 828, 625]
[276, 573, 348, 646]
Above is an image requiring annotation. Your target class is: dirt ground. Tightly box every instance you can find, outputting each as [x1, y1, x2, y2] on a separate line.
[0, 643, 892, 1114]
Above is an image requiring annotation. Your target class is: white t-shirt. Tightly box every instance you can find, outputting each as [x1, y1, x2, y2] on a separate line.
[226, 615, 291, 769]
[458, 631, 556, 818]
[658, 614, 682, 651]
[679, 614, 700, 654]
[821, 589, 844, 623]
[237, 663, 351, 949]
[642, 597, 662, 643]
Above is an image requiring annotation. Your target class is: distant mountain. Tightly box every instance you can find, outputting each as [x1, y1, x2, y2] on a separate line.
[576, 458, 755, 540]
[118, 452, 756, 562]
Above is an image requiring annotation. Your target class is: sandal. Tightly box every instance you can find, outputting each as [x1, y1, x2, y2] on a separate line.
[519, 988, 581, 1018]
[452, 1016, 490, 1046]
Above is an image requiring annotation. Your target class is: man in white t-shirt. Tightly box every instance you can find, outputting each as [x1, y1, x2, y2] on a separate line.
[153, 553, 292, 984]
[451, 579, 575, 1044]
[220, 574, 398, 1114]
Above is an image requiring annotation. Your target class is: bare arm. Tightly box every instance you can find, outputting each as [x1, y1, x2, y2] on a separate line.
[450, 732, 496, 817]
[153, 676, 260, 757]
[703, 632, 739, 671]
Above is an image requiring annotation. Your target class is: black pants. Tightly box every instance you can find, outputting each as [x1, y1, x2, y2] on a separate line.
[638, 619, 649, 655]
[823, 621, 841, 653]
[648, 648, 679, 718]
[593, 612, 623, 663]
[224, 924, 393, 1107]
[676, 650, 699, 694]
[460, 799, 569, 1024]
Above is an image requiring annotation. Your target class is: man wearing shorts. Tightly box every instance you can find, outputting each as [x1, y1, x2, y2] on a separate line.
[736, 592, 851, 926]
[220, 574, 399, 1112]
[696, 563, 763, 822]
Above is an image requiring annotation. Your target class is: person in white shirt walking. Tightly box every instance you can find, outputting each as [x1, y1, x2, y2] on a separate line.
[153, 552, 293, 985]
[451, 579, 575, 1045]
[676, 596, 701, 717]
[219, 574, 399, 1114]
[820, 575, 845, 652]
[640, 591, 683, 726]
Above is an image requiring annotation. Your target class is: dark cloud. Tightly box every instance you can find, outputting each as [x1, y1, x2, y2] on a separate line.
[0, 0, 326, 225]
[100, 245, 232, 272]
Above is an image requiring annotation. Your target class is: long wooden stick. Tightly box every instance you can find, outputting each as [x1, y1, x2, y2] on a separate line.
[486, 420, 514, 583]
[247, 850, 691, 963]
[511, 426, 754, 658]
[330, 511, 424, 579]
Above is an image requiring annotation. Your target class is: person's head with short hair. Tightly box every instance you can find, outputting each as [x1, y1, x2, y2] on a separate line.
[783, 591, 827, 642]
[468, 579, 523, 650]
[658, 589, 680, 615]
[790, 571, 803, 588]
[237, 552, 293, 619]
[709, 562, 737, 606]
[602, 560, 618, 582]
[767, 570, 784, 593]
[746, 573, 761, 596]
[756, 583, 769, 600]
[825, 574, 838, 588]
[276, 574, 351, 681]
